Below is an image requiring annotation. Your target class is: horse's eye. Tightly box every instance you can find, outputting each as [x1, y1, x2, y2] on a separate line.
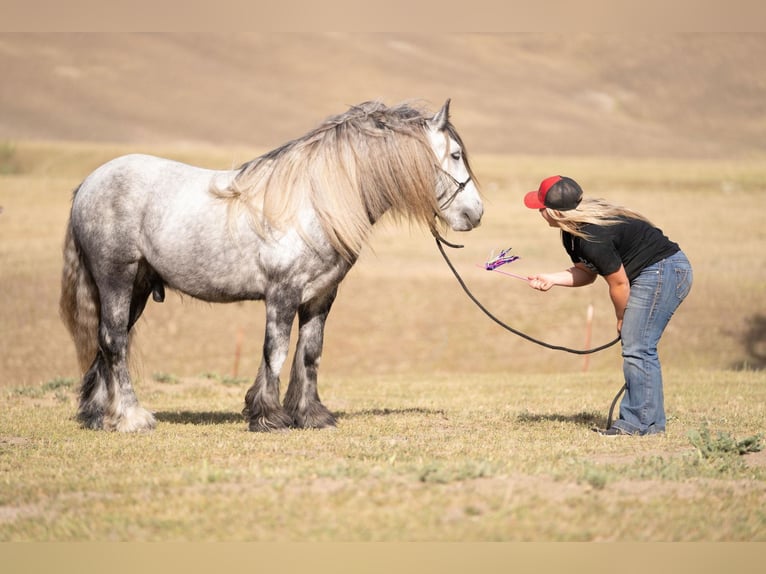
[451, 151, 462, 161]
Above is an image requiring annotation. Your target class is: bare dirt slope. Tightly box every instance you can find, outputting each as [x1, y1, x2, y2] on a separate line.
[1, 33, 765, 158]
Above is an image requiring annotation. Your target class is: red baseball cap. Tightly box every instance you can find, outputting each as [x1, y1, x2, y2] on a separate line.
[524, 175, 583, 211]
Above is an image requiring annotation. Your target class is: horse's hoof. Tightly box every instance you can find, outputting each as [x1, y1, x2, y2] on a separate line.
[77, 411, 105, 430]
[290, 405, 337, 429]
[248, 413, 293, 433]
[106, 406, 157, 432]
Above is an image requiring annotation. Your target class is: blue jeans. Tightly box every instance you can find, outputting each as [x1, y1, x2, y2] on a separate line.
[612, 251, 693, 435]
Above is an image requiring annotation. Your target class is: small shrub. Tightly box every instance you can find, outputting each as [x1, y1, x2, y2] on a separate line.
[688, 424, 762, 459]
[152, 372, 179, 384]
[579, 466, 609, 490]
[41, 377, 76, 393]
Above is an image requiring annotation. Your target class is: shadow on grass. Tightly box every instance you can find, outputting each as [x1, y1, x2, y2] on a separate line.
[516, 410, 605, 428]
[155, 407, 447, 426]
[155, 411, 243, 425]
[156, 408, 605, 428]
[336, 407, 447, 420]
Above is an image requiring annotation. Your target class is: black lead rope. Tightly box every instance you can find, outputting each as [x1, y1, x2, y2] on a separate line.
[434, 233, 625, 430]
[433, 233, 621, 354]
[607, 384, 627, 429]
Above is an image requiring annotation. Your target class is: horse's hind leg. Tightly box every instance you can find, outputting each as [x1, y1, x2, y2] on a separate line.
[243, 291, 298, 432]
[284, 288, 338, 429]
[80, 262, 156, 432]
[78, 358, 110, 429]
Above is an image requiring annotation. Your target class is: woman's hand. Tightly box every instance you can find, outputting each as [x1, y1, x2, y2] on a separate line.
[527, 274, 556, 291]
[527, 266, 596, 291]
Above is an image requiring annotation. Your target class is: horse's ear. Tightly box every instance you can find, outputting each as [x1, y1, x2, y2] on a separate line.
[430, 99, 451, 130]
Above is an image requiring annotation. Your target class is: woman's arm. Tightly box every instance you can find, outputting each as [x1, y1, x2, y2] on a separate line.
[604, 265, 630, 333]
[528, 262, 597, 291]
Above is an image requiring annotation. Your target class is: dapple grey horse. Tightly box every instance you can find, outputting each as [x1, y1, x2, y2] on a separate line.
[60, 100, 483, 432]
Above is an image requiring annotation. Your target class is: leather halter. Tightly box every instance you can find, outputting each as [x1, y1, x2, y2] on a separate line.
[436, 166, 471, 210]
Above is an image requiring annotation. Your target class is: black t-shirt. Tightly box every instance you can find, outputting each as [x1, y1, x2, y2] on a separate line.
[562, 216, 680, 283]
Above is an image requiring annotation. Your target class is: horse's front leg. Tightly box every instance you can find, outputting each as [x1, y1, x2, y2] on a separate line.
[243, 291, 298, 432]
[283, 288, 338, 429]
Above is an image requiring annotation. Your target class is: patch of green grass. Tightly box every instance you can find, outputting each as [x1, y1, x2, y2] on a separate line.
[418, 460, 494, 484]
[7, 377, 75, 399]
[199, 372, 249, 386]
[619, 453, 745, 482]
[152, 372, 180, 384]
[689, 424, 762, 458]
[570, 425, 764, 487]
[578, 464, 609, 490]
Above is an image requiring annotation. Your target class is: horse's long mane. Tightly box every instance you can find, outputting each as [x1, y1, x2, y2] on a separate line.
[212, 101, 460, 261]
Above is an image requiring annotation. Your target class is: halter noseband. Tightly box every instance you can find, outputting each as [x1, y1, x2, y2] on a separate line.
[436, 167, 471, 210]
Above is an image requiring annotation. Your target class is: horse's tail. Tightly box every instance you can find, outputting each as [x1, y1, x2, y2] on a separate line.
[60, 187, 100, 373]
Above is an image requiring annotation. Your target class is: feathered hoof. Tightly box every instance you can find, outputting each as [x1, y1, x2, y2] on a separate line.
[247, 411, 294, 433]
[105, 406, 157, 433]
[77, 410, 105, 430]
[290, 404, 337, 430]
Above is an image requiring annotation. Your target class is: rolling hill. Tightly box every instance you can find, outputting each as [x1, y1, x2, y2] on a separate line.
[1, 33, 765, 158]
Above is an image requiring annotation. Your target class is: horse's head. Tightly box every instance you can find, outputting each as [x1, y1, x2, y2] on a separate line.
[427, 100, 484, 231]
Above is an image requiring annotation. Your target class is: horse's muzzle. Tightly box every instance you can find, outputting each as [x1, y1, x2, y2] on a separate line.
[456, 205, 483, 231]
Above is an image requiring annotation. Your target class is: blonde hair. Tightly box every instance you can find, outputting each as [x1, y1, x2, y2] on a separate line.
[545, 198, 652, 239]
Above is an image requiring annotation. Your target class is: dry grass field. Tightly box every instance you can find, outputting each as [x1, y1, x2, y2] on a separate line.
[1, 34, 765, 543]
